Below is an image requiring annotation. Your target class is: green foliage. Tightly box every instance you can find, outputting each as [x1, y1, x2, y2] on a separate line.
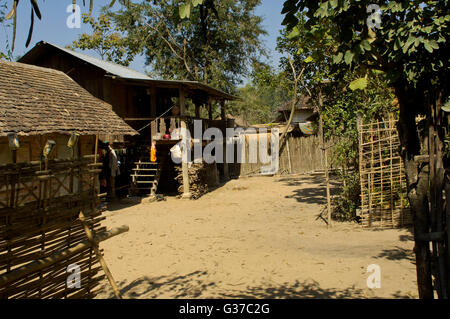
[331, 170, 361, 222]
[228, 63, 291, 124]
[280, 1, 449, 228]
[70, 14, 134, 66]
[323, 73, 395, 221]
[277, 7, 396, 221]
[349, 77, 368, 91]
[323, 73, 396, 167]
[179, 0, 204, 19]
[281, 0, 449, 100]
[99, 0, 266, 92]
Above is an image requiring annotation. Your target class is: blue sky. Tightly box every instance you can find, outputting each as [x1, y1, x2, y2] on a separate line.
[1, 1, 285, 76]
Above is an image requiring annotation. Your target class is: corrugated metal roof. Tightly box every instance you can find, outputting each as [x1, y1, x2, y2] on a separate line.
[20, 41, 237, 100]
[46, 43, 152, 80]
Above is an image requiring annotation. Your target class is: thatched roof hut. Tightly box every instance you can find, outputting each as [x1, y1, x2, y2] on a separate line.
[0, 60, 137, 137]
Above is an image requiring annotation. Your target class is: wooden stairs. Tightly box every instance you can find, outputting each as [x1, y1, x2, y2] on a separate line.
[131, 161, 161, 197]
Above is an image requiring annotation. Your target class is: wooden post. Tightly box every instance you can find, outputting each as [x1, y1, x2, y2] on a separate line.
[179, 86, 186, 115]
[208, 100, 213, 120]
[388, 116, 395, 227]
[180, 120, 191, 199]
[286, 137, 293, 174]
[12, 150, 17, 164]
[377, 120, 384, 227]
[357, 114, 366, 225]
[195, 101, 200, 118]
[10, 149, 17, 209]
[220, 99, 226, 120]
[322, 119, 332, 228]
[150, 85, 157, 141]
[150, 85, 157, 117]
[93, 133, 100, 198]
[79, 212, 122, 299]
[221, 100, 229, 180]
[318, 88, 332, 228]
[94, 134, 99, 164]
[179, 87, 191, 199]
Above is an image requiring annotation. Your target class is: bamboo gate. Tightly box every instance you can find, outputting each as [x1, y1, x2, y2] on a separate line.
[357, 116, 412, 228]
[0, 155, 124, 298]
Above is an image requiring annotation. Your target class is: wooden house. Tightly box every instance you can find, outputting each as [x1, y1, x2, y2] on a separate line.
[19, 41, 236, 198]
[0, 60, 137, 208]
[0, 60, 137, 164]
[0, 60, 136, 298]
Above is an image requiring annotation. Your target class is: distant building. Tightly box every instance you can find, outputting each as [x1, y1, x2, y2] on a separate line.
[275, 95, 316, 124]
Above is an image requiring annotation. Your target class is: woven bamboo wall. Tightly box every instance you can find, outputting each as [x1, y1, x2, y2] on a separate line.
[229, 134, 326, 177]
[0, 156, 105, 298]
[358, 116, 412, 228]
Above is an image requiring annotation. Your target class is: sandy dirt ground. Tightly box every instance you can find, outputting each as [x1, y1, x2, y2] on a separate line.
[96, 175, 418, 299]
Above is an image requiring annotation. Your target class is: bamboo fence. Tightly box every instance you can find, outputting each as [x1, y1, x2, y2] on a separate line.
[358, 116, 412, 228]
[0, 155, 107, 298]
[229, 133, 326, 177]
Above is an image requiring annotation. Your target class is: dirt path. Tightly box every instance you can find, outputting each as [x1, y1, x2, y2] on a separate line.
[96, 175, 418, 299]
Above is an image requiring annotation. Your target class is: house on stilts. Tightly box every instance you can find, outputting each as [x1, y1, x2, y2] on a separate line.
[19, 41, 236, 199]
[0, 60, 135, 298]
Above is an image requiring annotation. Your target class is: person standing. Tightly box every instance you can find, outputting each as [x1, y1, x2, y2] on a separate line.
[108, 143, 120, 199]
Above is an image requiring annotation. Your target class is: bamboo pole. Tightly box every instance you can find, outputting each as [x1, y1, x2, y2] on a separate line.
[377, 120, 384, 227]
[0, 225, 129, 288]
[357, 113, 365, 224]
[318, 88, 332, 228]
[78, 211, 122, 299]
[94, 133, 99, 165]
[369, 120, 375, 227]
[388, 116, 395, 226]
[286, 138, 293, 174]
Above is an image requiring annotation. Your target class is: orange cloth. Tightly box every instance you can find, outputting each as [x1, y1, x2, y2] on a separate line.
[150, 145, 157, 162]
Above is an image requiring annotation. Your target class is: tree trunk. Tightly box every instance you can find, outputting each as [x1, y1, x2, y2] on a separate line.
[395, 85, 434, 299]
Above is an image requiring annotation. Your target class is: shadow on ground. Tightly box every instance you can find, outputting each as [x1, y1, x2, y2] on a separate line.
[105, 197, 144, 211]
[100, 271, 372, 299]
[375, 246, 416, 263]
[278, 175, 340, 205]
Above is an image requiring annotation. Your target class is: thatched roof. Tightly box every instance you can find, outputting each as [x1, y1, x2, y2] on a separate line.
[276, 95, 314, 112]
[0, 60, 137, 137]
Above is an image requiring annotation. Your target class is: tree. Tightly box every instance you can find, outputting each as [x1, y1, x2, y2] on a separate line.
[281, 0, 449, 298]
[70, 13, 134, 66]
[2, 0, 202, 52]
[97, 0, 266, 92]
[276, 10, 395, 224]
[0, 3, 13, 60]
[228, 62, 291, 124]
